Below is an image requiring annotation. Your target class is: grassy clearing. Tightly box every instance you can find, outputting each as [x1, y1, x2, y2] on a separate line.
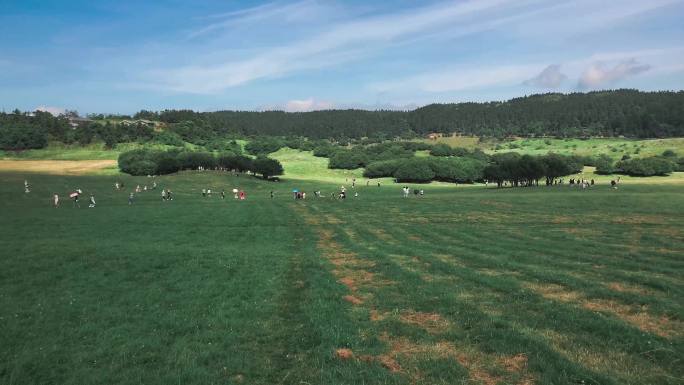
[270, 147, 387, 185]
[0, 142, 199, 161]
[489, 138, 684, 160]
[2, 143, 138, 161]
[418, 136, 484, 149]
[416, 136, 684, 160]
[0, 169, 681, 385]
[0, 160, 118, 175]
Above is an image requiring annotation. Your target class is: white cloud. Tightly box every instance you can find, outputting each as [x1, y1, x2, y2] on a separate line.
[523, 64, 567, 88]
[263, 98, 335, 112]
[578, 59, 651, 88]
[34, 105, 66, 116]
[368, 46, 684, 98]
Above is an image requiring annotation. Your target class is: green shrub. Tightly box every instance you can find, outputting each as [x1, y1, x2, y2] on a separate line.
[662, 149, 677, 158]
[218, 154, 253, 172]
[152, 130, 184, 147]
[616, 157, 675, 176]
[177, 151, 216, 170]
[363, 160, 401, 178]
[205, 139, 242, 154]
[328, 150, 367, 169]
[245, 137, 283, 155]
[428, 157, 485, 183]
[252, 157, 284, 179]
[313, 145, 338, 158]
[0, 125, 48, 150]
[118, 149, 161, 176]
[154, 151, 180, 175]
[394, 159, 435, 183]
[429, 143, 454, 157]
[595, 155, 615, 174]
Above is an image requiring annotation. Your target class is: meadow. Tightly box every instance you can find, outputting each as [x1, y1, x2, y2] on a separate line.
[421, 136, 684, 160]
[0, 161, 682, 385]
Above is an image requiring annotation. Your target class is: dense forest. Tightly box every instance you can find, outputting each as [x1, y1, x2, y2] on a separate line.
[141, 89, 684, 139]
[1, 90, 684, 152]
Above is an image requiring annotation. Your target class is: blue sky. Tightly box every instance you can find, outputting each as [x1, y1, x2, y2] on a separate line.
[1, 0, 683, 114]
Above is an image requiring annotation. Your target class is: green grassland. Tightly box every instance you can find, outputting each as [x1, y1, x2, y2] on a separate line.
[270, 147, 383, 185]
[0, 142, 177, 161]
[4, 137, 683, 164]
[0, 167, 682, 385]
[490, 138, 684, 160]
[419, 136, 684, 160]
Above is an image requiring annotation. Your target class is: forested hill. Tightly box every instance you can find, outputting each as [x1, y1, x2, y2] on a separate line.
[145, 90, 684, 139]
[410, 90, 684, 138]
[2, 90, 683, 150]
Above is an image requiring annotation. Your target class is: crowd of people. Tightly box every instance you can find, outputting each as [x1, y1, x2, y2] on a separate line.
[292, 186, 360, 200]
[23, 172, 622, 210]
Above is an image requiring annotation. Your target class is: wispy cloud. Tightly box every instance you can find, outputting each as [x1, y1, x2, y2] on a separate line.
[35, 105, 65, 116]
[578, 59, 651, 88]
[148, 0, 526, 93]
[524, 64, 567, 88]
[187, 0, 332, 40]
[143, 0, 684, 95]
[370, 64, 541, 94]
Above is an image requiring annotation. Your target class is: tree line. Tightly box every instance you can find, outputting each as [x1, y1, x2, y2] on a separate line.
[118, 149, 283, 179]
[2, 90, 684, 151]
[131, 89, 684, 140]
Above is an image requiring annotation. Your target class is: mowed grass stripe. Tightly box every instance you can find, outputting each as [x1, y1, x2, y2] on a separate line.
[301, 194, 682, 384]
[333, 221, 680, 384]
[309, 216, 620, 384]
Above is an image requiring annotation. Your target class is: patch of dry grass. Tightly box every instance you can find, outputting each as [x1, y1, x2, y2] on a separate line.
[0, 159, 117, 175]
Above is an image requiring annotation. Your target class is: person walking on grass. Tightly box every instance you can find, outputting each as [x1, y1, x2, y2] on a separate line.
[128, 192, 135, 205]
[88, 194, 96, 208]
[167, 189, 173, 201]
[71, 191, 80, 208]
[53, 193, 59, 208]
[24, 180, 30, 193]
[161, 189, 167, 201]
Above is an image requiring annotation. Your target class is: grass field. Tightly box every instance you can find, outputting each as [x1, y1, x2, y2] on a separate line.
[418, 136, 684, 160]
[5, 138, 682, 164]
[0, 142, 194, 161]
[0, 167, 682, 385]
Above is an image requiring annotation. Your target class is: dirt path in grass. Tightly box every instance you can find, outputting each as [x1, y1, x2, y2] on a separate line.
[0, 159, 117, 175]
